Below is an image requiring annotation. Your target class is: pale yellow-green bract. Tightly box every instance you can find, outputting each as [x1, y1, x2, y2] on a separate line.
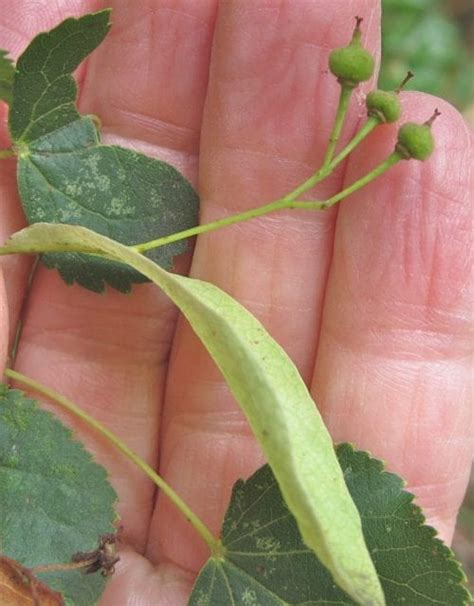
[1, 223, 385, 606]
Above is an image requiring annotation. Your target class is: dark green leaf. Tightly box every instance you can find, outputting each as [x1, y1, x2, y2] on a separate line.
[0, 49, 14, 105]
[0, 385, 118, 605]
[10, 11, 199, 292]
[18, 117, 199, 292]
[9, 11, 111, 143]
[190, 443, 472, 605]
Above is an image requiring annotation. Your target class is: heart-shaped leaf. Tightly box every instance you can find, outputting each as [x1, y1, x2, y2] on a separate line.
[8, 11, 199, 292]
[190, 443, 472, 605]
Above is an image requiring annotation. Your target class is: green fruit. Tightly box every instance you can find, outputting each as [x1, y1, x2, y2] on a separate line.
[396, 110, 439, 160]
[366, 90, 401, 123]
[329, 18, 375, 87]
[329, 47, 374, 86]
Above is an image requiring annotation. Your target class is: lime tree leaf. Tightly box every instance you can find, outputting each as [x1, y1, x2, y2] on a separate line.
[17, 117, 199, 293]
[9, 11, 199, 293]
[0, 384, 118, 606]
[190, 443, 472, 605]
[8, 11, 111, 143]
[0, 223, 385, 606]
[0, 50, 14, 105]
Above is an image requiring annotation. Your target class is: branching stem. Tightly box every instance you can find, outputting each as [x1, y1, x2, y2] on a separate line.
[292, 151, 402, 210]
[10, 256, 39, 364]
[133, 145, 400, 255]
[284, 116, 379, 201]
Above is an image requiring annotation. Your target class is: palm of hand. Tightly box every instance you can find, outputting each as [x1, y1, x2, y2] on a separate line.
[0, 1, 472, 604]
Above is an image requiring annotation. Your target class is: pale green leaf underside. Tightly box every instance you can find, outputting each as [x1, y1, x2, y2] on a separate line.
[9, 11, 199, 292]
[0, 385, 117, 606]
[1, 223, 384, 606]
[0, 49, 14, 105]
[190, 444, 471, 605]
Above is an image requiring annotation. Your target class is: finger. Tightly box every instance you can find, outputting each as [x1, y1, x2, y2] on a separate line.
[151, 0, 381, 570]
[100, 550, 193, 606]
[312, 93, 473, 544]
[0, 270, 7, 373]
[0, 151, 30, 346]
[12, 0, 218, 551]
[79, 0, 217, 181]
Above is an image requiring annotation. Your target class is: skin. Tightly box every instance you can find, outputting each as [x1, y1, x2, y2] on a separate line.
[0, 0, 472, 603]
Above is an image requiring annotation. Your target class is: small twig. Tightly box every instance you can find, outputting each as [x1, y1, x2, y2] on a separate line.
[31, 533, 120, 578]
[31, 558, 98, 575]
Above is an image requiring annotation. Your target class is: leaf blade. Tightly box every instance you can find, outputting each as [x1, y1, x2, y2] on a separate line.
[9, 11, 111, 143]
[9, 11, 200, 293]
[190, 444, 472, 605]
[17, 117, 199, 292]
[0, 223, 385, 606]
[0, 385, 118, 606]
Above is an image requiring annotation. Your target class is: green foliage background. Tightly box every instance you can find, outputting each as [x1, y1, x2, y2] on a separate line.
[380, 0, 473, 109]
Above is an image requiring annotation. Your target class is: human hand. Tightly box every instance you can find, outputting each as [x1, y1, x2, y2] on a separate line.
[0, 1, 472, 604]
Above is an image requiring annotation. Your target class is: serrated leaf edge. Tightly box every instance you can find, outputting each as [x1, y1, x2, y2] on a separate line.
[336, 443, 472, 604]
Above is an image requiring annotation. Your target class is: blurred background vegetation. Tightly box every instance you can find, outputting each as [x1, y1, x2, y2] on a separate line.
[380, 0, 473, 592]
[380, 0, 473, 111]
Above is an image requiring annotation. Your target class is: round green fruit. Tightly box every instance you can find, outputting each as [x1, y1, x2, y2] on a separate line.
[366, 90, 401, 123]
[329, 46, 374, 87]
[396, 122, 435, 161]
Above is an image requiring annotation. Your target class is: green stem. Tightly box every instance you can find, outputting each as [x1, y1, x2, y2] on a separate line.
[292, 151, 402, 210]
[321, 83, 353, 168]
[0, 148, 14, 159]
[284, 116, 379, 202]
[132, 116, 381, 256]
[328, 116, 379, 171]
[4, 368, 222, 557]
[133, 197, 288, 254]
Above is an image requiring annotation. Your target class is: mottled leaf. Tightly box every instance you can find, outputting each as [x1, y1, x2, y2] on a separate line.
[0, 50, 14, 105]
[0, 385, 118, 605]
[0, 223, 385, 606]
[190, 444, 472, 605]
[9, 11, 199, 292]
